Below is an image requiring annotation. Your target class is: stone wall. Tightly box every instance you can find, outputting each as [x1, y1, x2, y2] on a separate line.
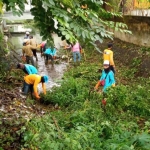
[52, 33, 66, 49]
[114, 16, 150, 47]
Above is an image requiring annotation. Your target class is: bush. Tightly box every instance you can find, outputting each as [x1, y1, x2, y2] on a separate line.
[41, 77, 89, 108]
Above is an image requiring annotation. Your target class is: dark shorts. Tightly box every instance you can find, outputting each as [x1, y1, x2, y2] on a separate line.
[45, 54, 53, 61]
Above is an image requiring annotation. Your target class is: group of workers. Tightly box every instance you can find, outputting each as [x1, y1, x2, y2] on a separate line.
[22, 32, 57, 66]
[19, 36, 83, 99]
[18, 31, 115, 100]
[17, 32, 57, 100]
[23, 32, 38, 63]
[65, 40, 116, 93]
[95, 43, 116, 93]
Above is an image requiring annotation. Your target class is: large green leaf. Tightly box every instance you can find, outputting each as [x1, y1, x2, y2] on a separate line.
[2, 0, 131, 48]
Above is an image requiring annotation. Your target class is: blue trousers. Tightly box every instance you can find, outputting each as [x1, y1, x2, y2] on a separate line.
[22, 81, 33, 95]
[73, 51, 81, 62]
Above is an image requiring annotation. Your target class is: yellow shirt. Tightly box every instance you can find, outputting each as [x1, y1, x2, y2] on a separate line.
[22, 45, 32, 57]
[24, 74, 46, 98]
[103, 49, 115, 66]
[30, 39, 37, 47]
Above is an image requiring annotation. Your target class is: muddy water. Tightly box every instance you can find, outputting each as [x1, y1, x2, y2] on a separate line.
[9, 33, 68, 93]
[35, 53, 67, 93]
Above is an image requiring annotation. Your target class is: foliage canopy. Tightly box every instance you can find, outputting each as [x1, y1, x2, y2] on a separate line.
[2, 0, 131, 46]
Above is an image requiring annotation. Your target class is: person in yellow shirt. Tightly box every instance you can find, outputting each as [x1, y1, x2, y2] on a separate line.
[103, 43, 115, 74]
[22, 40, 37, 66]
[21, 74, 49, 99]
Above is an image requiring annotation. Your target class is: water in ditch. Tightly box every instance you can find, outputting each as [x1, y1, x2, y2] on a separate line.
[9, 33, 68, 94]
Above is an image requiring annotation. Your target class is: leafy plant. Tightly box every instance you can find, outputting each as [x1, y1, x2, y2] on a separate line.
[2, 0, 131, 48]
[41, 77, 89, 107]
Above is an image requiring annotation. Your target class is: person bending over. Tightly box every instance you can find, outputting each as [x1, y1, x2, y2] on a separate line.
[22, 74, 49, 99]
[44, 47, 56, 65]
[17, 63, 38, 75]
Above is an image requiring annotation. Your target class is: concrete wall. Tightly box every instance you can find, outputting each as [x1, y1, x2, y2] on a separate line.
[52, 33, 66, 49]
[114, 16, 150, 47]
[125, 9, 150, 17]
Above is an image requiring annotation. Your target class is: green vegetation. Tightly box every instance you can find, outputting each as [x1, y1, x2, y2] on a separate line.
[0, 0, 150, 149]
[2, 0, 131, 46]
[20, 48, 150, 150]
[0, 32, 150, 149]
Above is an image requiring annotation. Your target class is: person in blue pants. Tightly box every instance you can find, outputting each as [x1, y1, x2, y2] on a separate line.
[17, 63, 38, 75]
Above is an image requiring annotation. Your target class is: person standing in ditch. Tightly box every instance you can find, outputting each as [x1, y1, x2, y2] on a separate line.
[22, 40, 37, 66]
[103, 43, 115, 74]
[71, 41, 82, 63]
[43, 46, 56, 65]
[40, 41, 47, 54]
[29, 35, 38, 61]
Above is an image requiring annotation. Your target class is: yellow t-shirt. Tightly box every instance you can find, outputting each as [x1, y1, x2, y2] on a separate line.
[24, 74, 46, 98]
[22, 45, 36, 57]
[103, 49, 115, 66]
[30, 39, 37, 47]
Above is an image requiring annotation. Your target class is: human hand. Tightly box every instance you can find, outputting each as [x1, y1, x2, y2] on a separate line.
[112, 83, 115, 87]
[21, 56, 26, 62]
[98, 89, 103, 94]
[34, 92, 40, 99]
[94, 86, 98, 91]
[36, 95, 40, 100]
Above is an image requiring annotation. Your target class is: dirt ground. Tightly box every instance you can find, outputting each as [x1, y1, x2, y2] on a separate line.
[96, 38, 150, 77]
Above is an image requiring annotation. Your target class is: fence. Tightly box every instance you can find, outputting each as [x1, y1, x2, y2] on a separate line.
[123, 0, 150, 16]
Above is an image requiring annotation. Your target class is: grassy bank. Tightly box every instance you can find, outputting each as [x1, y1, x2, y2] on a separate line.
[20, 40, 150, 150]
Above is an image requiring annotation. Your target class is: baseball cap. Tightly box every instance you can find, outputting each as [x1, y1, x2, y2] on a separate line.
[43, 75, 49, 83]
[26, 31, 30, 34]
[103, 60, 110, 65]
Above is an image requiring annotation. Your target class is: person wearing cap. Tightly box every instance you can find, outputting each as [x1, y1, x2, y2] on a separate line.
[44, 46, 56, 65]
[17, 63, 38, 75]
[103, 43, 115, 74]
[24, 31, 30, 39]
[22, 74, 49, 99]
[95, 60, 115, 92]
[22, 40, 38, 66]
